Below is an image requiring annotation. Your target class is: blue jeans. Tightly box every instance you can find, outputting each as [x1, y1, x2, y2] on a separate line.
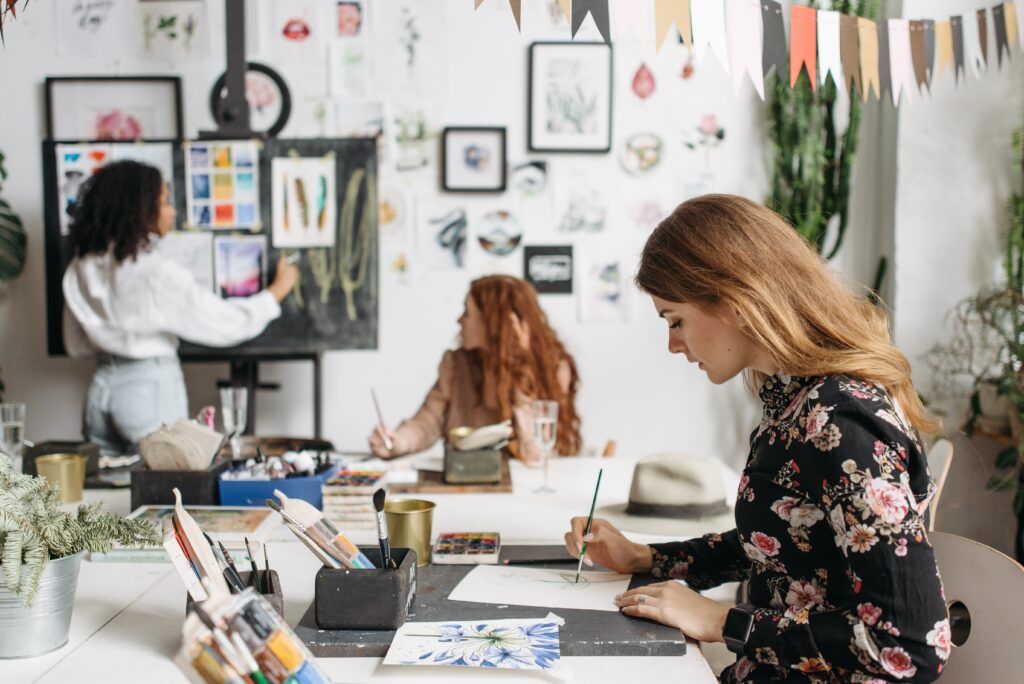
[84, 356, 188, 455]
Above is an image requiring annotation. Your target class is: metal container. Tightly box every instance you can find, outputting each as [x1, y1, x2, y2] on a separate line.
[0, 551, 83, 658]
[384, 499, 435, 567]
[35, 453, 87, 503]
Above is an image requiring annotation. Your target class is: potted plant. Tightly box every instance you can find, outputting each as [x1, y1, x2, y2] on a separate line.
[0, 461, 159, 657]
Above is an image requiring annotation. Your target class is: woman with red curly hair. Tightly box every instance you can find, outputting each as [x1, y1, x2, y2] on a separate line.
[368, 275, 581, 462]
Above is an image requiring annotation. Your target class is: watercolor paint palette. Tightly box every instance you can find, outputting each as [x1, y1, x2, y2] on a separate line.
[432, 532, 501, 565]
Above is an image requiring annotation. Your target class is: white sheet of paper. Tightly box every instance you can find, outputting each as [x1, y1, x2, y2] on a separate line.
[448, 566, 630, 612]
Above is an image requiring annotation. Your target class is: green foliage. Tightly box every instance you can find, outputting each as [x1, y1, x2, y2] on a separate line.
[0, 461, 160, 606]
[0, 149, 27, 282]
[766, 0, 879, 260]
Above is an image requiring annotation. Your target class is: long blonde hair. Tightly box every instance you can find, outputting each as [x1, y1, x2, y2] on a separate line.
[635, 194, 940, 436]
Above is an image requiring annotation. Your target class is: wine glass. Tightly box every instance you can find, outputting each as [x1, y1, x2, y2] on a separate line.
[0, 403, 26, 473]
[219, 388, 248, 461]
[531, 400, 558, 494]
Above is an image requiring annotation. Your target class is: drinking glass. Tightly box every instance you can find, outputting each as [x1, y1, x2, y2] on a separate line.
[219, 388, 248, 461]
[531, 400, 558, 494]
[0, 403, 26, 474]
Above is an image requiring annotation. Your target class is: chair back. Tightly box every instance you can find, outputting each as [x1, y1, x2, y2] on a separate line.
[930, 531, 1024, 681]
[926, 439, 953, 531]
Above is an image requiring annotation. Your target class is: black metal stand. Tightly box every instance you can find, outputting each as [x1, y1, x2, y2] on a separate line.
[200, 0, 254, 140]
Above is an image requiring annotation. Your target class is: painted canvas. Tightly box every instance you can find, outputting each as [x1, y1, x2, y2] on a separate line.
[271, 156, 337, 248]
[185, 141, 261, 230]
[383, 617, 562, 671]
[418, 203, 468, 270]
[138, 0, 208, 61]
[448, 566, 629, 612]
[214, 236, 266, 298]
[577, 250, 629, 323]
[156, 231, 214, 292]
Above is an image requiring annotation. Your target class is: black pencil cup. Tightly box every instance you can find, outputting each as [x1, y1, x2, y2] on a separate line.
[131, 458, 229, 510]
[314, 547, 417, 630]
[186, 570, 283, 616]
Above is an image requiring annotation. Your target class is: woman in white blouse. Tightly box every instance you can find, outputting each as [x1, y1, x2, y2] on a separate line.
[63, 160, 298, 454]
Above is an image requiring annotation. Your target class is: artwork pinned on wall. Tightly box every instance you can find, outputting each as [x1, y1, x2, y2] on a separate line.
[577, 250, 629, 323]
[329, 41, 371, 99]
[332, 100, 383, 138]
[336, 0, 365, 37]
[45, 76, 183, 141]
[371, 0, 446, 97]
[55, 141, 176, 236]
[388, 101, 438, 174]
[208, 63, 292, 138]
[418, 203, 468, 269]
[441, 127, 507, 193]
[378, 185, 409, 242]
[271, 0, 326, 63]
[528, 42, 613, 153]
[270, 155, 338, 249]
[214, 235, 266, 298]
[137, 0, 208, 62]
[557, 166, 607, 233]
[156, 231, 214, 292]
[476, 210, 522, 257]
[184, 140, 262, 230]
[524, 245, 573, 295]
[618, 132, 664, 175]
[510, 160, 549, 198]
[55, 0, 131, 58]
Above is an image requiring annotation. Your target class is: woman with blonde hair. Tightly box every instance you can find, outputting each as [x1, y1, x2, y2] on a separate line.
[369, 275, 581, 462]
[564, 195, 948, 682]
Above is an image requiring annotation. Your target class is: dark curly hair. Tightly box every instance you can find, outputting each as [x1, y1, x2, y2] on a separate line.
[67, 160, 164, 264]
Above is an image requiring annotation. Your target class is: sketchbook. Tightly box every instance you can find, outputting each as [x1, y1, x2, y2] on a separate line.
[447, 565, 630, 612]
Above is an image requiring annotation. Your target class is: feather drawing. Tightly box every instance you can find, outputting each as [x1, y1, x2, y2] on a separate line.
[282, 173, 290, 232]
[295, 177, 309, 229]
[317, 174, 328, 230]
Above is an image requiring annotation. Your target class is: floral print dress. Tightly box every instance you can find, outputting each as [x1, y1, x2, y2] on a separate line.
[651, 374, 949, 682]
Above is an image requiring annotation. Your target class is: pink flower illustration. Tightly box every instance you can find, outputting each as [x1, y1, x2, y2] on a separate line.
[785, 580, 824, 616]
[864, 477, 910, 525]
[926, 619, 952, 660]
[879, 647, 917, 679]
[94, 110, 143, 141]
[750, 532, 781, 557]
[698, 114, 719, 136]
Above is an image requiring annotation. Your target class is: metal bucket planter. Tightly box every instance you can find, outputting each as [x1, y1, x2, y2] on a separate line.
[0, 551, 83, 658]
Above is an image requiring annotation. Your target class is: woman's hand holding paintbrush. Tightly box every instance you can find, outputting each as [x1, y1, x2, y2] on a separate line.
[563, 518, 655, 575]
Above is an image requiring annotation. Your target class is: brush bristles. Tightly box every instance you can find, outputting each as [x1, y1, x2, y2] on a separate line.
[373, 488, 386, 512]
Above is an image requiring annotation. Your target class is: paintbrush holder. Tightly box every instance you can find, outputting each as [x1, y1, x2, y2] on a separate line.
[186, 570, 283, 616]
[131, 458, 229, 510]
[314, 547, 417, 630]
[443, 445, 502, 484]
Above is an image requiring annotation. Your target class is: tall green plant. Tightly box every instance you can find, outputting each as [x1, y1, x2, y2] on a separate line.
[0, 149, 27, 282]
[766, 0, 879, 261]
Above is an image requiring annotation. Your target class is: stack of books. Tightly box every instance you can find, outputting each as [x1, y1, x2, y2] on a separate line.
[320, 470, 387, 530]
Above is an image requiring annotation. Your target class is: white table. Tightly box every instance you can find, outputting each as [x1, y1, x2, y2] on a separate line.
[2, 458, 727, 683]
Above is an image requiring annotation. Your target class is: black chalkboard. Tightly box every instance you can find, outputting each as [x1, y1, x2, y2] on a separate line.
[42, 137, 378, 358]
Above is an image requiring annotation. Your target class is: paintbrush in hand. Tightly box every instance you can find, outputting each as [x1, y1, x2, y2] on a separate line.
[575, 468, 603, 583]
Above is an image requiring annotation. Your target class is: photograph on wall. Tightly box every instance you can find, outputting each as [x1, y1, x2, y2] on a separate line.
[55, 141, 175, 236]
[524, 245, 573, 295]
[528, 42, 613, 153]
[156, 231, 214, 292]
[56, 0, 132, 58]
[214, 235, 266, 298]
[137, 0, 209, 61]
[441, 127, 507, 193]
[184, 140, 261, 230]
[336, 0, 365, 37]
[271, 0, 326, 63]
[417, 202, 468, 269]
[270, 155, 337, 248]
[47, 77, 182, 141]
[577, 250, 629, 322]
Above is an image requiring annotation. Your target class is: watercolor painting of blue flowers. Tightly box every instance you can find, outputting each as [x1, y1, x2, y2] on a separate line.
[383, 617, 562, 671]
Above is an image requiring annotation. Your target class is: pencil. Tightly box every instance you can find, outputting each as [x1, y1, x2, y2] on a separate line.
[370, 389, 393, 452]
[575, 468, 603, 583]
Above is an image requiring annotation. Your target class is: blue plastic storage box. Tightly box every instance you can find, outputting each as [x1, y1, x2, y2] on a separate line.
[218, 464, 340, 509]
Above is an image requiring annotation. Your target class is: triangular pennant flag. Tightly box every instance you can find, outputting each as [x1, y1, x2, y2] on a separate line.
[572, 0, 611, 43]
[691, 0, 730, 73]
[993, 4, 1010, 68]
[978, 8, 989, 65]
[840, 14, 861, 98]
[922, 19, 936, 81]
[1015, 0, 1024, 47]
[654, 0, 692, 50]
[475, 0, 485, 8]
[889, 18, 915, 105]
[510, 0, 522, 31]
[858, 17, 880, 101]
[1006, 1, 1020, 47]
[614, 0, 651, 44]
[951, 16, 965, 83]
[817, 10, 843, 93]
[727, 0, 764, 98]
[963, 11, 986, 77]
[790, 5, 817, 89]
[558, 0, 571, 23]
[761, 0, 788, 80]
[935, 20, 954, 77]
[909, 20, 929, 92]
[878, 19, 892, 100]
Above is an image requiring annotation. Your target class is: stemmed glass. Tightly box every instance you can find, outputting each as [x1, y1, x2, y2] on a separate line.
[0, 403, 26, 473]
[219, 388, 248, 461]
[531, 400, 558, 494]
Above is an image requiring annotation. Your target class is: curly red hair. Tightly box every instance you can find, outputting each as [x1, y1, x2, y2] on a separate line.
[468, 276, 581, 455]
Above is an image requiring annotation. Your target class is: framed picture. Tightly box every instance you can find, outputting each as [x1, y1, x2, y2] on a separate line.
[45, 76, 184, 141]
[524, 245, 573, 295]
[441, 127, 507, 192]
[528, 42, 613, 153]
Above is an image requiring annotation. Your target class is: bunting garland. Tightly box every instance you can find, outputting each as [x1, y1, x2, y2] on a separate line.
[474, 1, 1022, 106]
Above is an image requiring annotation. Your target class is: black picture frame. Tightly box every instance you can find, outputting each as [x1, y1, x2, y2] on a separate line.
[527, 41, 613, 154]
[440, 126, 507, 193]
[45, 76, 184, 141]
[524, 245, 573, 295]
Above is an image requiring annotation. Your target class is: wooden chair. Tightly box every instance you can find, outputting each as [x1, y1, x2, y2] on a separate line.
[926, 439, 954, 531]
[930, 531, 1024, 681]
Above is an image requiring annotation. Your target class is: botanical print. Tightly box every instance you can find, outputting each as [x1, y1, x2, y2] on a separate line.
[544, 57, 599, 135]
[371, 1, 445, 97]
[138, 0, 207, 61]
[270, 156, 337, 248]
[383, 618, 561, 671]
[530, 43, 611, 151]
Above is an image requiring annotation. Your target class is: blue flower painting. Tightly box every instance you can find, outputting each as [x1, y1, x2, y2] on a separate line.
[383, 619, 561, 671]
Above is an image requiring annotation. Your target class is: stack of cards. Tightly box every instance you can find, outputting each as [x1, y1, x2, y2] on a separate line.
[320, 470, 387, 530]
[432, 532, 501, 564]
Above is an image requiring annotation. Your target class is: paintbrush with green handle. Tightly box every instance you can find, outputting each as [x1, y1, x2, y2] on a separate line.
[575, 468, 603, 583]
